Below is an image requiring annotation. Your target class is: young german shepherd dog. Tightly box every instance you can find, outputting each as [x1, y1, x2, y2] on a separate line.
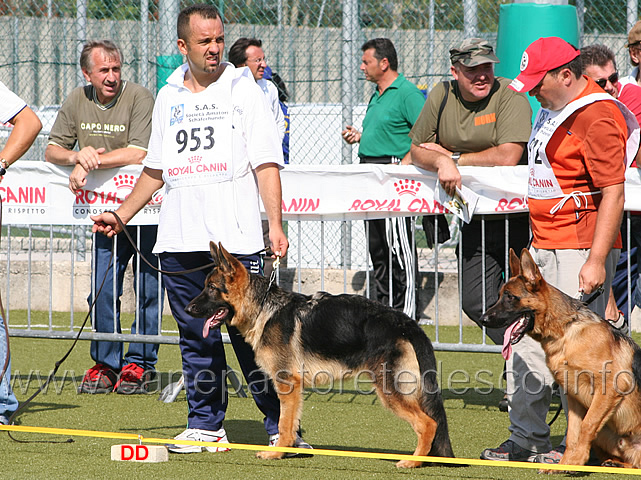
[481, 248, 641, 470]
[185, 242, 453, 468]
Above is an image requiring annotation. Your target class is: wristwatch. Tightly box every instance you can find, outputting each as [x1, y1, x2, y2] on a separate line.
[451, 152, 462, 165]
[0, 158, 9, 176]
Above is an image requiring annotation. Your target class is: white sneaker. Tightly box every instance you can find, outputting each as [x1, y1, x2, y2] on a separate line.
[268, 433, 313, 457]
[167, 428, 231, 453]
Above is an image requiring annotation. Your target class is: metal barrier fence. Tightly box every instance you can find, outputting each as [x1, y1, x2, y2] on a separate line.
[4, 211, 641, 356]
[2, 213, 508, 352]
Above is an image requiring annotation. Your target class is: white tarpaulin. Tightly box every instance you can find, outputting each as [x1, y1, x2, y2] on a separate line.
[2, 162, 641, 225]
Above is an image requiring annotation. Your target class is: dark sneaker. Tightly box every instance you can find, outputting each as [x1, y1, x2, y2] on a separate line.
[268, 433, 314, 457]
[78, 363, 118, 394]
[533, 445, 565, 464]
[480, 440, 539, 462]
[114, 363, 154, 394]
[498, 393, 509, 412]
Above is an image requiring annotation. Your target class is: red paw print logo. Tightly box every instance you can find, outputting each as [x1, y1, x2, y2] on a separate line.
[394, 179, 421, 196]
[113, 174, 136, 192]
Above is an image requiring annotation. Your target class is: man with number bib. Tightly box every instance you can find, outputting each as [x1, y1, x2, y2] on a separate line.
[90, 4, 311, 454]
[481, 37, 639, 464]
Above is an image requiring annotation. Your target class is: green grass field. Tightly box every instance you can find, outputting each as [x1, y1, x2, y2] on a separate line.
[1, 322, 633, 479]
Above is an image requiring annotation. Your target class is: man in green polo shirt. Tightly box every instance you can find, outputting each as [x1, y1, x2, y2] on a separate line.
[342, 37, 425, 319]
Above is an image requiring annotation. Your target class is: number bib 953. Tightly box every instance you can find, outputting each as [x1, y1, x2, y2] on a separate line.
[162, 74, 233, 189]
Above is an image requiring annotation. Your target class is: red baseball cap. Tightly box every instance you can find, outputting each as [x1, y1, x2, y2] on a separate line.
[508, 37, 580, 93]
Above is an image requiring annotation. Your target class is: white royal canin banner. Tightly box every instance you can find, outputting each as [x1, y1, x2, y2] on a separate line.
[3, 163, 641, 225]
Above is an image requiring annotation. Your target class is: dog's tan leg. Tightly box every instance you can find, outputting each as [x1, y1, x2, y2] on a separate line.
[256, 372, 303, 460]
[560, 393, 619, 467]
[563, 396, 586, 462]
[378, 389, 437, 468]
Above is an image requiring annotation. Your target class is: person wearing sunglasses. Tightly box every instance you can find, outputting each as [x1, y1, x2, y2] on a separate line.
[582, 44, 641, 124]
[581, 43, 641, 336]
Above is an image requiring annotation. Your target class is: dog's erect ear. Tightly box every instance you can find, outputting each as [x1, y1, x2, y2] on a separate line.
[216, 242, 233, 272]
[210, 241, 220, 265]
[509, 248, 520, 278]
[520, 249, 543, 289]
[209, 242, 231, 272]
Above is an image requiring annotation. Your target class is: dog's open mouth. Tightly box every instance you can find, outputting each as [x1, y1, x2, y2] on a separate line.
[202, 307, 229, 339]
[501, 314, 533, 360]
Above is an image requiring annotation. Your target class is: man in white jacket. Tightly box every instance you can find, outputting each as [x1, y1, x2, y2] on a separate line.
[228, 37, 285, 141]
[91, 3, 310, 455]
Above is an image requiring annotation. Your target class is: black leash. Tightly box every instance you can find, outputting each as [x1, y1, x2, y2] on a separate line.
[581, 285, 605, 307]
[105, 211, 268, 276]
[5, 210, 271, 440]
[6, 253, 114, 443]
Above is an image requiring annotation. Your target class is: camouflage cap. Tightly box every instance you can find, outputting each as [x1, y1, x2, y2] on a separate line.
[449, 38, 499, 67]
[628, 20, 641, 47]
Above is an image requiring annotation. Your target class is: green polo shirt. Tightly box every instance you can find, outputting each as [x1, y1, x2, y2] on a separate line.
[359, 73, 425, 160]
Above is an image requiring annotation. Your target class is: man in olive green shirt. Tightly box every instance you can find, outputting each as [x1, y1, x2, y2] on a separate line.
[410, 38, 531, 346]
[342, 38, 425, 318]
[45, 40, 161, 395]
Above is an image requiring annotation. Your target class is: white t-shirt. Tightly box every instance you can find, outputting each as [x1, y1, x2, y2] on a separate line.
[257, 77, 285, 141]
[624, 67, 640, 86]
[144, 63, 284, 254]
[0, 81, 27, 124]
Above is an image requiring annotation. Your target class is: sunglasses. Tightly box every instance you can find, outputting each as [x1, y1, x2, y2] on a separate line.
[595, 72, 618, 89]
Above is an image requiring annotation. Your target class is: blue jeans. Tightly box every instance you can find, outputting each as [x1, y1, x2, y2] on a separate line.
[89, 225, 163, 371]
[0, 316, 17, 422]
[612, 215, 641, 319]
[160, 251, 280, 435]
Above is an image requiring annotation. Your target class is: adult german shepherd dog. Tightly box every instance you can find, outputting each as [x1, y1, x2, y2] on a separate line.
[481, 248, 641, 470]
[185, 242, 453, 468]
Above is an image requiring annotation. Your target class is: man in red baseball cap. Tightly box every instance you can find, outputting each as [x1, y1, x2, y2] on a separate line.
[508, 36, 580, 94]
[481, 36, 640, 466]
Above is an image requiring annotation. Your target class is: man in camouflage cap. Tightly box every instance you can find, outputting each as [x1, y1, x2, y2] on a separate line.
[409, 38, 531, 356]
[448, 38, 500, 68]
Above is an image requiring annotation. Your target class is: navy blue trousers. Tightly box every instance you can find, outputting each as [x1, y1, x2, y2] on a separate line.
[160, 251, 280, 434]
[612, 215, 641, 319]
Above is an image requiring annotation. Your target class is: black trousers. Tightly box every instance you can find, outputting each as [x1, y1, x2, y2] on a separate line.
[367, 217, 417, 316]
[458, 214, 530, 345]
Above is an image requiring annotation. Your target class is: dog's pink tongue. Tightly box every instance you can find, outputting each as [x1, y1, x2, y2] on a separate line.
[502, 323, 519, 361]
[202, 317, 214, 339]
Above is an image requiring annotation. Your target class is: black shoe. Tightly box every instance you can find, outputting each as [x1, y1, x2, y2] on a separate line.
[532, 445, 565, 464]
[498, 393, 508, 412]
[481, 440, 539, 462]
